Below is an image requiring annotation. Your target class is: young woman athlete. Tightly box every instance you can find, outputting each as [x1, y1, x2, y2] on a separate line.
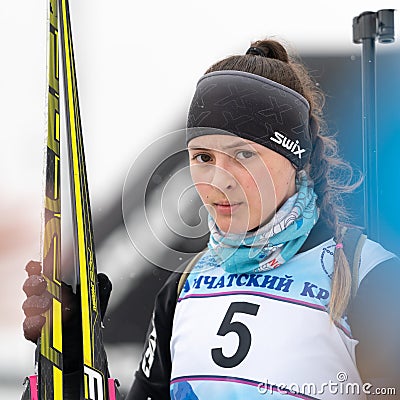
[23, 39, 400, 399]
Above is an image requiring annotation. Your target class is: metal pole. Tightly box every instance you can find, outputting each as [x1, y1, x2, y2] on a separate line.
[362, 34, 379, 241]
[352, 9, 395, 241]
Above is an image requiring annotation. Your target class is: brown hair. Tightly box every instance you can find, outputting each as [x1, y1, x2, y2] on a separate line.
[205, 39, 361, 322]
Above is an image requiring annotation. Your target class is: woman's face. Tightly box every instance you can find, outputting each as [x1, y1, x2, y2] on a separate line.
[188, 135, 296, 234]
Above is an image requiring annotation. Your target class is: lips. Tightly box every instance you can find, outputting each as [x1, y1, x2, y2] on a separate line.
[213, 200, 242, 206]
[213, 201, 243, 215]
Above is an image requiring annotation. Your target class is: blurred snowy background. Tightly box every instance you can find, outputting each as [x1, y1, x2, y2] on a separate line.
[1, 0, 399, 397]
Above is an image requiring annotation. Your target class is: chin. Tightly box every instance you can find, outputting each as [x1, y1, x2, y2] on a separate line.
[215, 219, 252, 235]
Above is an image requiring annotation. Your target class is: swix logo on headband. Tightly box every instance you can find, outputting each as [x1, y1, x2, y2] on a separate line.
[270, 131, 306, 159]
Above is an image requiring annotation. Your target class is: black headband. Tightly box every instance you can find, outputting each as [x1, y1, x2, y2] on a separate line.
[186, 70, 313, 169]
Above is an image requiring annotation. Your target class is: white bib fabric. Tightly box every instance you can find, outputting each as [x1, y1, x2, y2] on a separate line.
[170, 238, 395, 399]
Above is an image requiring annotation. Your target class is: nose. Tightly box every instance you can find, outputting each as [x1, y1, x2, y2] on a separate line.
[209, 162, 237, 192]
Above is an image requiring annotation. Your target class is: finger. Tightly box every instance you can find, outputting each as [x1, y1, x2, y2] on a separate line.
[23, 315, 46, 343]
[23, 275, 47, 297]
[22, 294, 51, 317]
[25, 261, 42, 276]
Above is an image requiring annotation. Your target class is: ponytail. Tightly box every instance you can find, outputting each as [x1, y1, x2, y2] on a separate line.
[330, 228, 353, 322]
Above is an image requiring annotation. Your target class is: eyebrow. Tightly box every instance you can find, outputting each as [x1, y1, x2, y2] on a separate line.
[188, 140, 254, 151]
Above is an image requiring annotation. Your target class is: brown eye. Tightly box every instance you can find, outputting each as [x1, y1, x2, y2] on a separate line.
[236, 150, 255, 160]
[194, 153, 212, 163]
